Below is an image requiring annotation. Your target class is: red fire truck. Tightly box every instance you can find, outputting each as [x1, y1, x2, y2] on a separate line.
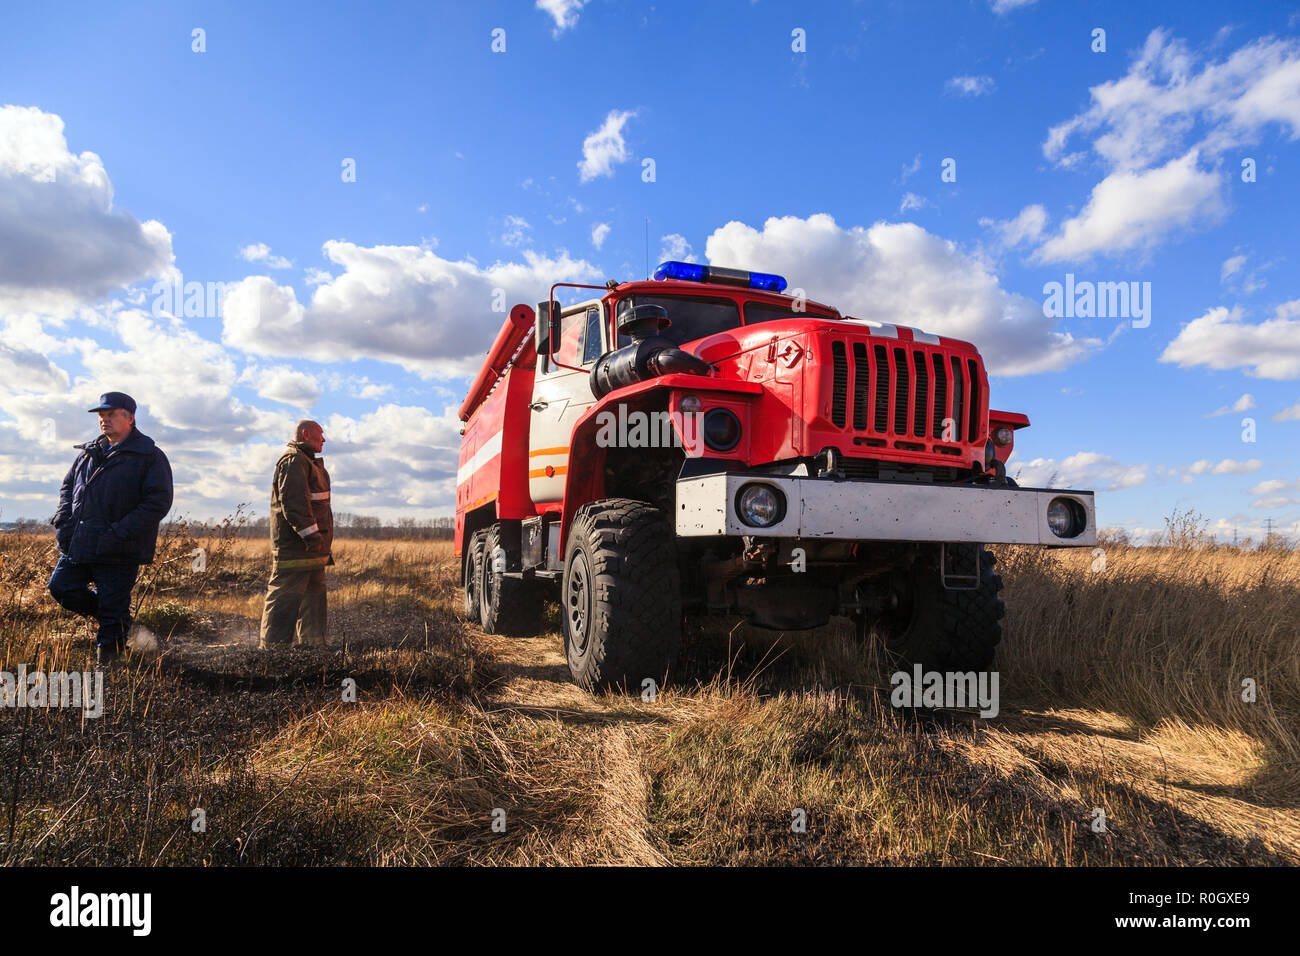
[456, 261, 1095, 691]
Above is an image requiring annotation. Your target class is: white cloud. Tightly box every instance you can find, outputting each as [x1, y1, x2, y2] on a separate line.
[242, 364, 320, 409]
[899, 154, 922, 182]
[1044, 30, 1300, 173]
[0, 342, 69, 392]
[1186, 458, 1263, 476]
[1221, 254, 1247, 281]
[591, 222, 611, 249]
[238, 243, 293, 270]
[222, 240, 600, 378]
[1033, 150, 1225, 262]
[1011, 452, 1147, 491]
[1249, 478, 1293, 495]
[501, 215, 531, 247]
[578, 109, 636, 183]
[1203, 393, 1255, 417]
[704, 213, 1100, 376]
[946, 75, 996, 97]
[537, 0, 587, 35]
[899, 192, 929, 213]
[990, 0, 1037, 13]
[1161, 299, 1300, 379]
[660, 234, 697, 263]
[980, 204, 1048, 248]
[0, 106, 172, 314]
[1272, 399, 1300, 422]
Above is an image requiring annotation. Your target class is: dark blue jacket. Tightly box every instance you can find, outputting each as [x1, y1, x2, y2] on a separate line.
[51, 428, 174, 565]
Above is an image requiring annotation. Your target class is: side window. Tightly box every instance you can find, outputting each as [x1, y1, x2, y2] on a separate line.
[582, 308, 603, 365]
[552, 310, 585, 369]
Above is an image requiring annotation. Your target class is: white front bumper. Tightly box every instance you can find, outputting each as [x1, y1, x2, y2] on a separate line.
[675, 473, 1096, 547]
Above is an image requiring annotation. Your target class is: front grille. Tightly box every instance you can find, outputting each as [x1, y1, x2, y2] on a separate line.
[828, 338, 984, 448]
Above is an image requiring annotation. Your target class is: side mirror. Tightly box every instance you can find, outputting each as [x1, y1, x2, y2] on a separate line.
[536, 300, 559, 371]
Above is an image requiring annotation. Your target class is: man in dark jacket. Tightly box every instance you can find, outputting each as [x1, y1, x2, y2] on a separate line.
[48, 392, 174, 663]
[259, 420, 333, 648]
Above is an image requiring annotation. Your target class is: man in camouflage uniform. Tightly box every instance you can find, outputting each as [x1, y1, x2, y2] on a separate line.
[259, 420, 333, 647]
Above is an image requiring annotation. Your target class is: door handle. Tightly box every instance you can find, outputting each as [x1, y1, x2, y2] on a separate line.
[528, 401, 549, 411]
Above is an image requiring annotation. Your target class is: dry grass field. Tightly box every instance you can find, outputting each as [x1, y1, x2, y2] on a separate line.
[0, 518, 1296, 866]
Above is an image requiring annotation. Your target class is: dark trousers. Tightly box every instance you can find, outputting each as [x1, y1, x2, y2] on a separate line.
[48, 556, 140, 649]
[259, 565, 327, 647]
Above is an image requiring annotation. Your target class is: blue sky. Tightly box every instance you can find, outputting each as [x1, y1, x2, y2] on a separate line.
[3, 0, 1300, 541]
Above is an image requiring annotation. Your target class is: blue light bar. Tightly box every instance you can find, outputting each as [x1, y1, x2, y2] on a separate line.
[653, 260, 788, 293]
[654, 260, 707, 282]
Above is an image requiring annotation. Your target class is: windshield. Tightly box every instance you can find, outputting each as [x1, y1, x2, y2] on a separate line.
[616, 294, 741, 347]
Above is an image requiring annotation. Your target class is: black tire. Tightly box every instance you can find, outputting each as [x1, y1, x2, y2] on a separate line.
[478, 524, 544, 635]
[870, 546, 1004, 672]
[462, 531, 485, 621]
[562, 498, 681, 692]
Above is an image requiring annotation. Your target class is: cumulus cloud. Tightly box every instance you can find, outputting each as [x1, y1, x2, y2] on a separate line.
[1035, 30, 1300, 262]
[980, 204, 1048, 248]
[1033, 150, 1225, 262]
[704, 213, 1100, 376]
[946, 75, 996, 97]
[537, 0, 586, 35]
[1161, 299, 1300, 379]
[577, 109, 636, 183]
[238, 243, 293, 270]
[241, 364, 321, 409]
[221, 240, 600, 378]
[1272, 399, 1300, 422]
[1011, 451, 1147, 491]
[591, 222, 610, 249]
[1186, 458, 1263, 476]
[1203, 393, 1255, 417]
[660, 233, 696, 263]
[0, 106, 172, 314]
[1045, 30, 1300, 173]
[0, 342, 69, 392]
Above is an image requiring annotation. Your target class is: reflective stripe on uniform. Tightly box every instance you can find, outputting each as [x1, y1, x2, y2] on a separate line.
[311, 492, 330, 500]
[298, 523, 319, 537]
[274, 555, 331, 569]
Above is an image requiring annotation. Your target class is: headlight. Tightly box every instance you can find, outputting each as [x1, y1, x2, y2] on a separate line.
[993, 426, 1014, 446]
[736, 483, 785, 528]
[1047, 497, 1085, 538]
[679, 394, 702, 414]
[703, 408, 741, 451]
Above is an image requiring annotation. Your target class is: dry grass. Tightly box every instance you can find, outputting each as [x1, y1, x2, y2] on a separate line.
[0, 523, 1295, 865]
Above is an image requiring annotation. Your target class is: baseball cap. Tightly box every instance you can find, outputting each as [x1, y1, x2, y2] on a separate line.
[87, 392, 137, 415]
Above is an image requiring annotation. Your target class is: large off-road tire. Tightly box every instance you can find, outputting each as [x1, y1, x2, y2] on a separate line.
[462, 531, 485, 621]
[869, 546, 1004, 672]
[478, 524, 544, 635]
[561, 498, 681, 692]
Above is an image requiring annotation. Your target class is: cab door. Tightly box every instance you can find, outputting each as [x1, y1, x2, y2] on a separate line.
[528, 302, 604, 506]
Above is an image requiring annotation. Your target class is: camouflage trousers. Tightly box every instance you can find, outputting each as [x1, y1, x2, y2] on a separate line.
[259, 564, 327, 647]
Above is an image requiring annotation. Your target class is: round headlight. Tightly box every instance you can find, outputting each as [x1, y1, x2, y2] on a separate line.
[1047, 497, 1084, 538]
[679, 394, 702, 414]
[737, 483, 785, 528]
[993, 426, 1014, 446]
[703, 408, 741, 451]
